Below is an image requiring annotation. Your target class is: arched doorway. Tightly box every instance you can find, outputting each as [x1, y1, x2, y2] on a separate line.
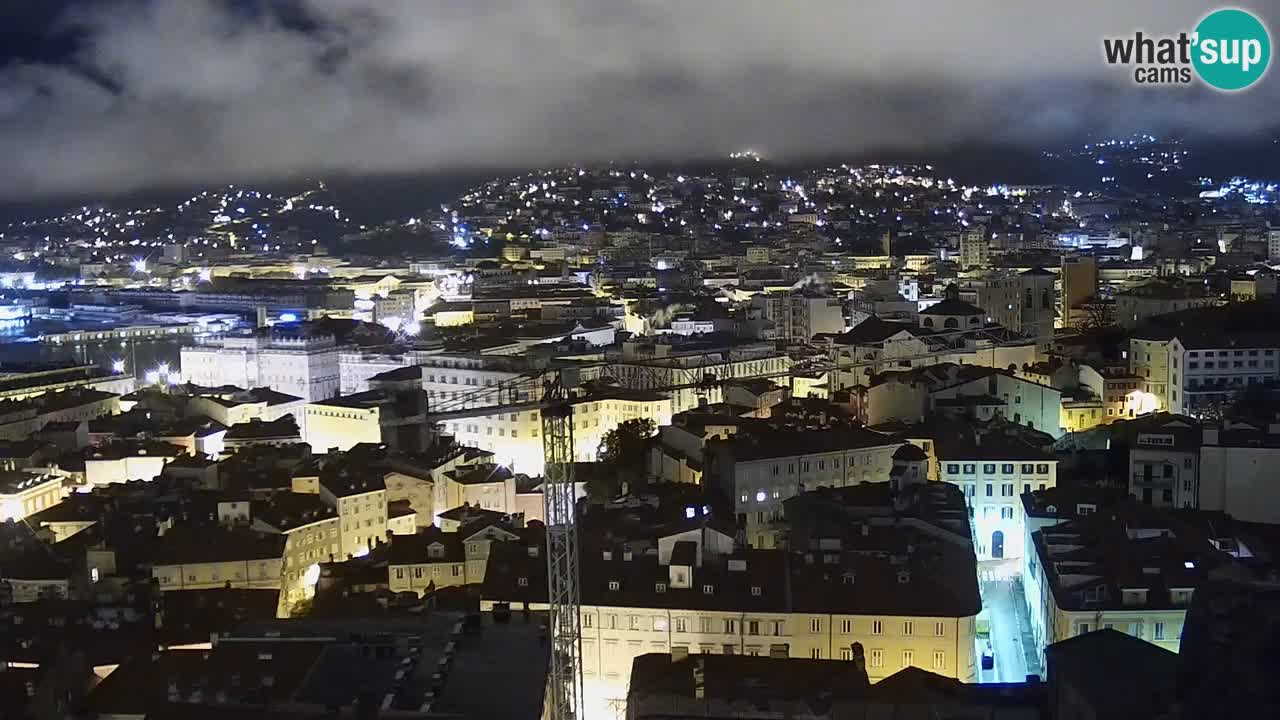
[991, 530, 1005, 559]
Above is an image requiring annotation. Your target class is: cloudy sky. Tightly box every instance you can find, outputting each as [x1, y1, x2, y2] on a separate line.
[0, 0, 1276, 199]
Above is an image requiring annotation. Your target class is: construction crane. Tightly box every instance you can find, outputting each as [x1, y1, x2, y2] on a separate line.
[424, 325, 1047, 720]
[540, 369, 585, 720]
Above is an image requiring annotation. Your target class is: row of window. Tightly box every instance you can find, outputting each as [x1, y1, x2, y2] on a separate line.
[585, 641, 947, 672]
[946, 463, 1051, 475]
[960, 481, 1048, 498]
[392, 565, 464, 580]
[1188, 359, 1274, 370]
[1187, 349, 1274, 358]
[1078, 620, 1171, 641]
[582, 613, 947, 638]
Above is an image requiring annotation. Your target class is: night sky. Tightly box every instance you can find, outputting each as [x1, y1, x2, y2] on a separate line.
[0, 0, 1277, 201]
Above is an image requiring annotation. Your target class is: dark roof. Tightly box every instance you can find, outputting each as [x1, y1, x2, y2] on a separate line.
[225, 415, 300, 441]
[444, 463, 513, 485]
[151, 526, 286, 565]
[918, 297, 985, 316]
[1046, 629, 1177, 716]
[893, 443, 928, 462]
[726, 427, 899, 462]
[829, 317, 914, 345]
[387, 527, 464, 565]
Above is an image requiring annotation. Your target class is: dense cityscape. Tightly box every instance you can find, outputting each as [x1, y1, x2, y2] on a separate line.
[0, 134, 1276, 718]
[3, 0, 1280, 717]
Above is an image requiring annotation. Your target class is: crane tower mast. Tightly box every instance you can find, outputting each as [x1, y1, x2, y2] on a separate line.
[541, 371, 585, 720]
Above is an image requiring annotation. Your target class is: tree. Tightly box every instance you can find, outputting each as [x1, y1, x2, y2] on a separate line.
[593, 418, 656, 501]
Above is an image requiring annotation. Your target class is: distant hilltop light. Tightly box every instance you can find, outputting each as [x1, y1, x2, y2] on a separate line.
[729, 149, 764, 162]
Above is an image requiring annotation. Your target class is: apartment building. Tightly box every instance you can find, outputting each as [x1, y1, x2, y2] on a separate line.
[976, 267, 1056, 338]
[441, 389, 675, 476]
[1126, 415, 1201, 510]
[936, 424, 1058, 561]
[959, 227, 988, 270]
[250, 492, 341, 613]
[150, 527, 285, 594]
[180, 327, 344, 402]
[868, 363, 1062, 437]
[748, 291, 846, 341]
[650, 409, 755, 485]
[1023, 503, 1278, 668]
[0, 472, 63, 522]
[827, 316, 1039, 393]
[319, 472, 388, 560]
[705, 427, 903, 549]
[387, 522, 524, 595]
[1115, 280, 1219, 328]
[483, 520, 980, 718]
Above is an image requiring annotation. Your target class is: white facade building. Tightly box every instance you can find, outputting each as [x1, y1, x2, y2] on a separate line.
[181, 329, 344, 402]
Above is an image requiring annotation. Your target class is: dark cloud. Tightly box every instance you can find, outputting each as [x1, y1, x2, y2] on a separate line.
[0, 0, 1276, 199]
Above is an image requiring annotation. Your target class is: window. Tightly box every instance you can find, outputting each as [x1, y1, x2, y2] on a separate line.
[810, 618, 821, 633]
[583, 613, 593, 629]
[902, 650, 914, 668]
[983, 464, 996, 474]
[947, 464, 960, 474]
[702, 584, 714, 595]
[1002, 464, 1014, 474]
[933, 651, 946, 670]
[935, 621, 945, 636]
[608, 581, 620, 591]
[629, 616, 640, 631]
[1036, 464, 1050, 474]
[700, 618, 713, 633]
[872, 620, 883, 635]
[810, 648, 822, 659]
[1002, 483, 1014, 496]
[1154, 622, 1165, 640]
[986, 483, 994, 497]
[653, 617, 668, 632]
[903, 621, 913, 635]
[606, 614, 618, 630]
[841, 619, 852, 633]
[1079, 622, 1091, 635]
[675, 617, 687, 633]
[394, 568, 404, 579]
[870, 649, 884, 667]
[724, 619, 736, 634]
[1001, 507, 1014, 519]
[748, 621, 760, 636]
[840, 647, 852, 661]
[962, 464, 975, 474]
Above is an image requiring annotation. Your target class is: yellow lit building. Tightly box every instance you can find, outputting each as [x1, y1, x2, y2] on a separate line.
[303, 395, 383, 453]
[150, 527, 285, 594]
[483, 523, 979, 717]
[250, 492, 342, 613]
[319, 473, 388, 560]
[0, 472, 63, 522]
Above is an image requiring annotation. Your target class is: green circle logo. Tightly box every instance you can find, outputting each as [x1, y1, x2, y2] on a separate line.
[1193, 8, 1271, 91]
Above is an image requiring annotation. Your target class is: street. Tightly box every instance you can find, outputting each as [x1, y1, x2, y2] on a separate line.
[978, 578, 1041, 683]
